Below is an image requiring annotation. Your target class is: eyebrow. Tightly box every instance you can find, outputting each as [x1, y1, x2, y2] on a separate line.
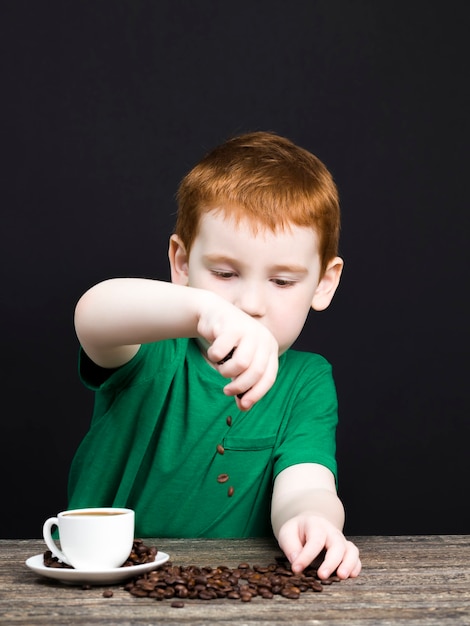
[270, 264, 309, 275]
[202, 254, 309, 274]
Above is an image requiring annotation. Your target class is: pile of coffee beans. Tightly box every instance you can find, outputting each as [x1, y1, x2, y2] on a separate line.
[43, 539, 341, 606]
[121, 539, 158, 566]
[43, 539, 157, 569]
[124, 555, 341, 605]
[43, 551, 73, 569]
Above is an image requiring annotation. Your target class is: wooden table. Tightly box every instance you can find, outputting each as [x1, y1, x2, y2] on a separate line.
[1, 535, 469, 625]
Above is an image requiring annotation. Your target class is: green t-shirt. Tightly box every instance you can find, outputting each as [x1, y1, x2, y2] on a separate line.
[68, 338, 338, 538]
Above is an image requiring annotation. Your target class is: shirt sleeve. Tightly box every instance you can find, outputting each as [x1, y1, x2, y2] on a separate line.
[78, 348, 119, 387]
[272, 353, 339, 483]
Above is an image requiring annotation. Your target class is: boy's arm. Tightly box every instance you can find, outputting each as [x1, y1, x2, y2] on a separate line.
[74, 278, 279, 410]
[271, 463, 361, 579]
[74, 278, 210, 368]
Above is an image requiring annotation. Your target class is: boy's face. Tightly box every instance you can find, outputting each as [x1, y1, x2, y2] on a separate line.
[170, 211, 342, 355]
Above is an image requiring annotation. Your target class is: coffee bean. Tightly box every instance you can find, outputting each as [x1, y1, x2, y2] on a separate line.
[174, 584, 188, 598]
[281, 587, 300, 599]
[43, 551, 73, 569]
[129, 586, 149, 597]
[123, 539, 158, 566]
[226, 415, 232, 426]
[217, 348, 235, 364]
[171, 601, 185, 608]
[102, 589, 113, 598]
[216, 444, 225, 455]
[227, 486, 235, 497]
[217, 473, 229, 483]
[136, 579, 156, 592]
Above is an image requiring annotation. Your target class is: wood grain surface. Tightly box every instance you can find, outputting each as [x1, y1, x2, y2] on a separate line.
[1, 535, 469, 625]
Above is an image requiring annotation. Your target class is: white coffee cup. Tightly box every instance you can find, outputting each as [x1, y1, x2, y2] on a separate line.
[42, 507, 135, 570]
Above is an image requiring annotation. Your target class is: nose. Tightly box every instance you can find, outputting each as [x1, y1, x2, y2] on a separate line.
[235, 282, 266, 318]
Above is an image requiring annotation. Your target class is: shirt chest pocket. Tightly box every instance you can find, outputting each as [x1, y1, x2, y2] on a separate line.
[223, 435, 276, 451]
[218, 435, 277, 496]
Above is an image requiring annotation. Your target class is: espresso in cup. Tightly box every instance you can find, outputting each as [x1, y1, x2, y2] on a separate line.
[43, 507, 135, 570]
[63, 511, 126, 516]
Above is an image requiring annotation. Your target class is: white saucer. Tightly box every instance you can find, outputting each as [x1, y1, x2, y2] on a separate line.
[25, 551, 170, 585]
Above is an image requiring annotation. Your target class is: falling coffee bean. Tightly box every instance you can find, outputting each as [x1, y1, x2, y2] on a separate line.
[216, 444, 225, 455]
[217, 473, 229, 483]
[228, 486, 235, 497]
[226, 416, 232, 426]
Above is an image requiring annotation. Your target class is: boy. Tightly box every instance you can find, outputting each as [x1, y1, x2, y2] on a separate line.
[69, 131, 361, 579]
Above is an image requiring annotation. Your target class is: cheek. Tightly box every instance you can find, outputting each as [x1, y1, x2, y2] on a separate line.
[275, 308, 308, 333]
[268, 297, 312, 343]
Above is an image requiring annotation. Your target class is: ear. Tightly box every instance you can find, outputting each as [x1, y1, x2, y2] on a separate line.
[311, 256, 344, 311]
[168, 234, 190, 285]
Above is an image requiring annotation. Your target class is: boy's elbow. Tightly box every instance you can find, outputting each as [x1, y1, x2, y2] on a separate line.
[74, 286, 102, 345]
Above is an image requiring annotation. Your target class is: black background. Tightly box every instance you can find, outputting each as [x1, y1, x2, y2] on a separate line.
[1, 1, 468, 539]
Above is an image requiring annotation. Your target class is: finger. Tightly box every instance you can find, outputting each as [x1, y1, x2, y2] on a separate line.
[350, 557, 362, 578]
[224, 351, 278, 401]
[207, 340, 237, 365]
[227, 365, 277, 410]
[315, 542, 346, 579]
[277, 519, 328, 574]
[315, 534, 361, 579]
[276, 521, 305, 568]
[290, 535, 327, 574]
[335, 542, 361, 579]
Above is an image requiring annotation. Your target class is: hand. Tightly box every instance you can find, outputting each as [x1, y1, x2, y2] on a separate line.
[197, 295, 279, 410]
[277, 513, 361, 579]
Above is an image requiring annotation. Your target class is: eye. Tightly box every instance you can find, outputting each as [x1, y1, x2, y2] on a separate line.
[272, 278, 296, 287]
[211, 270, 236, 279]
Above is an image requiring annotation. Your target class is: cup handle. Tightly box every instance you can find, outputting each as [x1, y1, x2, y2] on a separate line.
[42, 517, 71, 566]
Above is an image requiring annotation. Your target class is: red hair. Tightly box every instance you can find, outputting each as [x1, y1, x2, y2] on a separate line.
[175, 131, 340, 275]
